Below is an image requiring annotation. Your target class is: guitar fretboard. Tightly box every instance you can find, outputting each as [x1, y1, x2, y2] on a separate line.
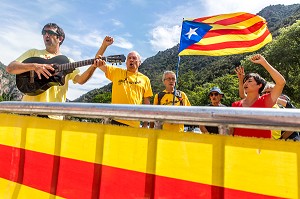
[56, 57, 107, 72]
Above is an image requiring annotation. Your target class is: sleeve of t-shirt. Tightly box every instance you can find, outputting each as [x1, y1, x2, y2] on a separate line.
[232, 101, 242, 107]
[15, 49, 37, 62]
[153, 94, 158, 105]
[104, 65, 115, 81]
[69, 69, 80, 84]
[182, 92, 191, 106]
[143, 77, 153, 98]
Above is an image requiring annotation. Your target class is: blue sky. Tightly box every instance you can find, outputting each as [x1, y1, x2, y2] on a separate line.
[0, 0, 298, 100]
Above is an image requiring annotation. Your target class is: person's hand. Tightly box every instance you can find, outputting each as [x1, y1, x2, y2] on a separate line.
[234, 65, 245, 80]
[93, 57, 106, 68]
[250, 54, 267, 65]
[103, 36, 114, 47]
[34, 63, 54, 79]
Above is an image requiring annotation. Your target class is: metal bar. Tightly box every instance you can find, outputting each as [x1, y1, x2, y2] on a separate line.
[0, 101, 300, 131]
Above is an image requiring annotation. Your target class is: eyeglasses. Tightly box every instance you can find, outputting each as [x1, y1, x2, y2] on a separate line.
[164, 77, 176, 81]
[42, 29, 59, 36]
[209, 93, 219, 97]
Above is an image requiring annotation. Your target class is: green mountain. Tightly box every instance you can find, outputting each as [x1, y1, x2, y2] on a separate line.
[0, 62, 23, 101]
[74, 4, 300, 107]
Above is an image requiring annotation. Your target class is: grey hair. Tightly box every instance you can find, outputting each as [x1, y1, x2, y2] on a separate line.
[263, 82, 275, 92]
[162, 71, 176, 82]
[128, 51, 141, 62]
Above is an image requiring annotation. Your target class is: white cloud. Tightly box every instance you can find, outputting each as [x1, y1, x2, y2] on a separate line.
[0, 21, 43, 65]
[60, 45, 84, 61]
[149, 25, 181, 52]
[68, 31, 104, 48]
[111, 19, 124, 27]
[68, 31, 133, 50]
[113, 36, 134, 49]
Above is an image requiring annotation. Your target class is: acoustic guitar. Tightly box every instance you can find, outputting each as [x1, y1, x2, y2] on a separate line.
[16, 54, 126, 96]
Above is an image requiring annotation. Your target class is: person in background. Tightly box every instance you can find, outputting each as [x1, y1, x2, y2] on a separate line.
[149, 71, 191, 132]
[262, 84, 299, 141]
[231, 54, 286, 138]
[260, 82, 283, 138]
[199, 87, 226, 134]
[6, 23, 113, 119]
[94, 49, 153, 128]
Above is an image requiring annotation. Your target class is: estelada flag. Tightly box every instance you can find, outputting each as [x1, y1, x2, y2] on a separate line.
[178, 12, 272, 56]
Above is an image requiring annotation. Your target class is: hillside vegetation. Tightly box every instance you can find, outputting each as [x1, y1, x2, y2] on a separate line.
[74, 4, 300, 107]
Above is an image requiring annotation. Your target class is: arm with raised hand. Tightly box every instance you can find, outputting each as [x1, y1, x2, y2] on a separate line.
[94, 36, 114, 74]
[75, 36, 114, 84]
[234, 65, 246, 99]
[250, 54, 286, 103]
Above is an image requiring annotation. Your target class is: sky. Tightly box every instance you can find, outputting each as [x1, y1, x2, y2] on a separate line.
[0, 0, 298, 100]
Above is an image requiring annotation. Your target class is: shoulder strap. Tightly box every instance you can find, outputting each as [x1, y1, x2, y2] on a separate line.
[157, 90, 183, 105]
[174, 90, 184, 106]
[157, 91, 166, 105]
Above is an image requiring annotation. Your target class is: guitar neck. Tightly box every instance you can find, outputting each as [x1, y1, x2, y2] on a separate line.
[57, 57, 107, 72]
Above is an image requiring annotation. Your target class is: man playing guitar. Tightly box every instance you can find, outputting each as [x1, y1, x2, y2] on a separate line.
[6, 23, 114, 119]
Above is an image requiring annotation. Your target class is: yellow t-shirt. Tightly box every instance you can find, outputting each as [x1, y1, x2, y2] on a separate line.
[153, 90, 191, 132]
[16, 49, 79, 120]
[271, 103, 282, 139]
[16, 49, 79, 103]
[105, 66, 153, 127]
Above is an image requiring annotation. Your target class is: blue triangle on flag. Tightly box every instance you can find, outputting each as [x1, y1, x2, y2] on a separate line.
[179, 20, 212, 53]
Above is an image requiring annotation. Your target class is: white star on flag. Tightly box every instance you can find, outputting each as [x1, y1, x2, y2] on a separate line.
[185, 27, 198, 39]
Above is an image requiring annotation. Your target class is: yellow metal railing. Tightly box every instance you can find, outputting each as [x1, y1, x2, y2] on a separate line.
[0, 101, 299, 198]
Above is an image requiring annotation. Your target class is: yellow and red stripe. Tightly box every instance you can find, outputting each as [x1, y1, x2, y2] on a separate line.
[179, 12, 272, 56]
[0, 113, 298, 199]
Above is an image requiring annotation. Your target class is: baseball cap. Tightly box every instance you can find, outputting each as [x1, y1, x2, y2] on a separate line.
[209, 87, 224, 96]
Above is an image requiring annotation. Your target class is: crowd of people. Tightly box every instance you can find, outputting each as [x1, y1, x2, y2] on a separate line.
[5, 22, 299, 141]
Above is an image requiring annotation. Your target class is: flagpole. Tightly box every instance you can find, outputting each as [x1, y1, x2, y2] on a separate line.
[173, 18, 184, 105]
[172, 55, 180, 105]
[172, 56, 181, 105]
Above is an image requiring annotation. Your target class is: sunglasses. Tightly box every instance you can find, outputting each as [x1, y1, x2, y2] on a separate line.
[42, 29, 59, 36]
[209, 93, 219, 97]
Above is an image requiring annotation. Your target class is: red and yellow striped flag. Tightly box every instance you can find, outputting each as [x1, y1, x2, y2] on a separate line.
[178, 12, 272, 56]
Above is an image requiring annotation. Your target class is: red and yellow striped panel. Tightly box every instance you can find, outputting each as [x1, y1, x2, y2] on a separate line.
[179, 12, 272, 56]
[0, 113, 298, 199]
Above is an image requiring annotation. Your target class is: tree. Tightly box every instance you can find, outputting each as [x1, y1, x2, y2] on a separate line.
[187, 74, 239, 106]
[92, 92, 111, 103]
[242, 20, 300, 107]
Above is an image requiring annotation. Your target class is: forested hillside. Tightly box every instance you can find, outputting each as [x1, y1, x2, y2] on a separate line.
[75, 4, 300, 107]
[0, 62, 23, 101]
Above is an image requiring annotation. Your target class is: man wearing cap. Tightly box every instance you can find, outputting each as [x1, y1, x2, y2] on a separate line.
[199, 87, 226, 134]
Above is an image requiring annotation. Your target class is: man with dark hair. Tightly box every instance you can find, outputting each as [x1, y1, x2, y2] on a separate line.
[42, 23, 66, 45]
[6, 23, 113, 119]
